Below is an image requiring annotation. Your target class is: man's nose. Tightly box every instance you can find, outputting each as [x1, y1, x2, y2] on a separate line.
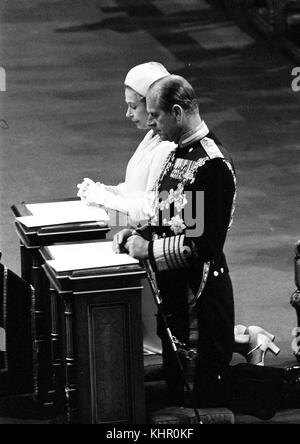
[147, 115, 155, 127]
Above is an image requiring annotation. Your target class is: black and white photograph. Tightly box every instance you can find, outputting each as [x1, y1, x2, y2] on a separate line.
[0, 0, 300, 427]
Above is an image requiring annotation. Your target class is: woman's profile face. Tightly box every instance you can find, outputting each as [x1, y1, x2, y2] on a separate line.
[125, 87, 149, 130]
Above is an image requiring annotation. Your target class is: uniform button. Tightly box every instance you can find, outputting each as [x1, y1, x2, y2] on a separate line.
[221, 268, 224, 274]
[214, 271, 219, 277]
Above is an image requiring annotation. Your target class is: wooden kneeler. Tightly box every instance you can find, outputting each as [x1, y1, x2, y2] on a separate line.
[0, 260, 35, 396]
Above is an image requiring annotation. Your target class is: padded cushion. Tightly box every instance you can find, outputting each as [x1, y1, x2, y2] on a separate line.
[144, 354, 164, 382]
[149, 406, 235, 424]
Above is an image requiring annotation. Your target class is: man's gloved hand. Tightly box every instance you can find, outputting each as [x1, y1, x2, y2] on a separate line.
[113, 229, 149, 260]
[125, 234, 149, 260]
[113, 229, 134, 254]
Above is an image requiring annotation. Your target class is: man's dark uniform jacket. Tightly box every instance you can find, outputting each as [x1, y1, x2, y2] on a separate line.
[139, 121, 236, 406]
[0, 260, 34, 395]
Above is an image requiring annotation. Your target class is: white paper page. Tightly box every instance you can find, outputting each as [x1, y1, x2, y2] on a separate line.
[0, 327, 6, 352]
[16, 200, 109, 227]
[46, 241, 139, 272]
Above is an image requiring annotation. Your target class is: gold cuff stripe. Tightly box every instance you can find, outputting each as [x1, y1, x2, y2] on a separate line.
[153, 235, 192, 271]
[153, 238, 169, 272]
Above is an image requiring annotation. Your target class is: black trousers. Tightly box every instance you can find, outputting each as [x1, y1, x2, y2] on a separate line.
[156, 269, 235, 406]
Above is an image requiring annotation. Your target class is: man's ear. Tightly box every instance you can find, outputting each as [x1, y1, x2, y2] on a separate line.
[172, 104, 183, 122]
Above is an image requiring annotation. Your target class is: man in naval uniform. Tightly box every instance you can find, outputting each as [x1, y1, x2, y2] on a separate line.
[114, 74, 236, 408]
[114, 76, 300, 419]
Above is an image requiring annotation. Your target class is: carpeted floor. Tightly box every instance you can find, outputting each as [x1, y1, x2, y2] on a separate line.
[0, 0, 300, 424]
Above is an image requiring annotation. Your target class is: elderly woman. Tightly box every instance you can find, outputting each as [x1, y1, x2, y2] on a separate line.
[77, 62, 176, 226]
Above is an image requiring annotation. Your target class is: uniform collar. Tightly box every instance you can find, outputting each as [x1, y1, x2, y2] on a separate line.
[178, 121, 209, 148]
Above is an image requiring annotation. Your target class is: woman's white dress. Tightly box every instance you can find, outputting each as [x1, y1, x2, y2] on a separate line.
[99, 130, 176, 225]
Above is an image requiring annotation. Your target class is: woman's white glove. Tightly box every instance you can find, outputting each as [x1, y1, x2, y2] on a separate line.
[77, 178, 94, 198]
[77, 178, 106, 206]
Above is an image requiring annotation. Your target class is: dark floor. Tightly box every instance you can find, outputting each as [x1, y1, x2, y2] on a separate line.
[0, 0, 300, 424]
[0, 347, 300, 424]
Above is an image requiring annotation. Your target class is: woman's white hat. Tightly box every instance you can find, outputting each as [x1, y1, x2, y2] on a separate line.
[124, 62, 170, 97]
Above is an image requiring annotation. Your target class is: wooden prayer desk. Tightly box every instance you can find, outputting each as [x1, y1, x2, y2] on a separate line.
[41, 242, 146, 424]
[11, 199, 110, 410]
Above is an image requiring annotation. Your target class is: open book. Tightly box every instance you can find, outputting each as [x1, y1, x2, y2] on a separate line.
[16, 200, 109, 228]
[46, 241, 139, 272]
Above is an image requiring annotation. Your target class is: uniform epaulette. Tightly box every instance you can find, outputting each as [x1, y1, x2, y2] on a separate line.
[200, 137, 224, 160]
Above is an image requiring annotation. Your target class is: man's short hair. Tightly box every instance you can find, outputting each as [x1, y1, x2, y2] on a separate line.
[149, 75, 199, 114]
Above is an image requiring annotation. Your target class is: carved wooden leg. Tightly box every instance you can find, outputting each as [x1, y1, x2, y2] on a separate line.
[63, 295, 78, 424]
[291, 242, 300, 362]
[20, 243, 33, 284]
[50, 288, 65, 412]
[32, 253, 53, 410]
[291, 291, 300, 362]
[30, 284, 39, 396]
